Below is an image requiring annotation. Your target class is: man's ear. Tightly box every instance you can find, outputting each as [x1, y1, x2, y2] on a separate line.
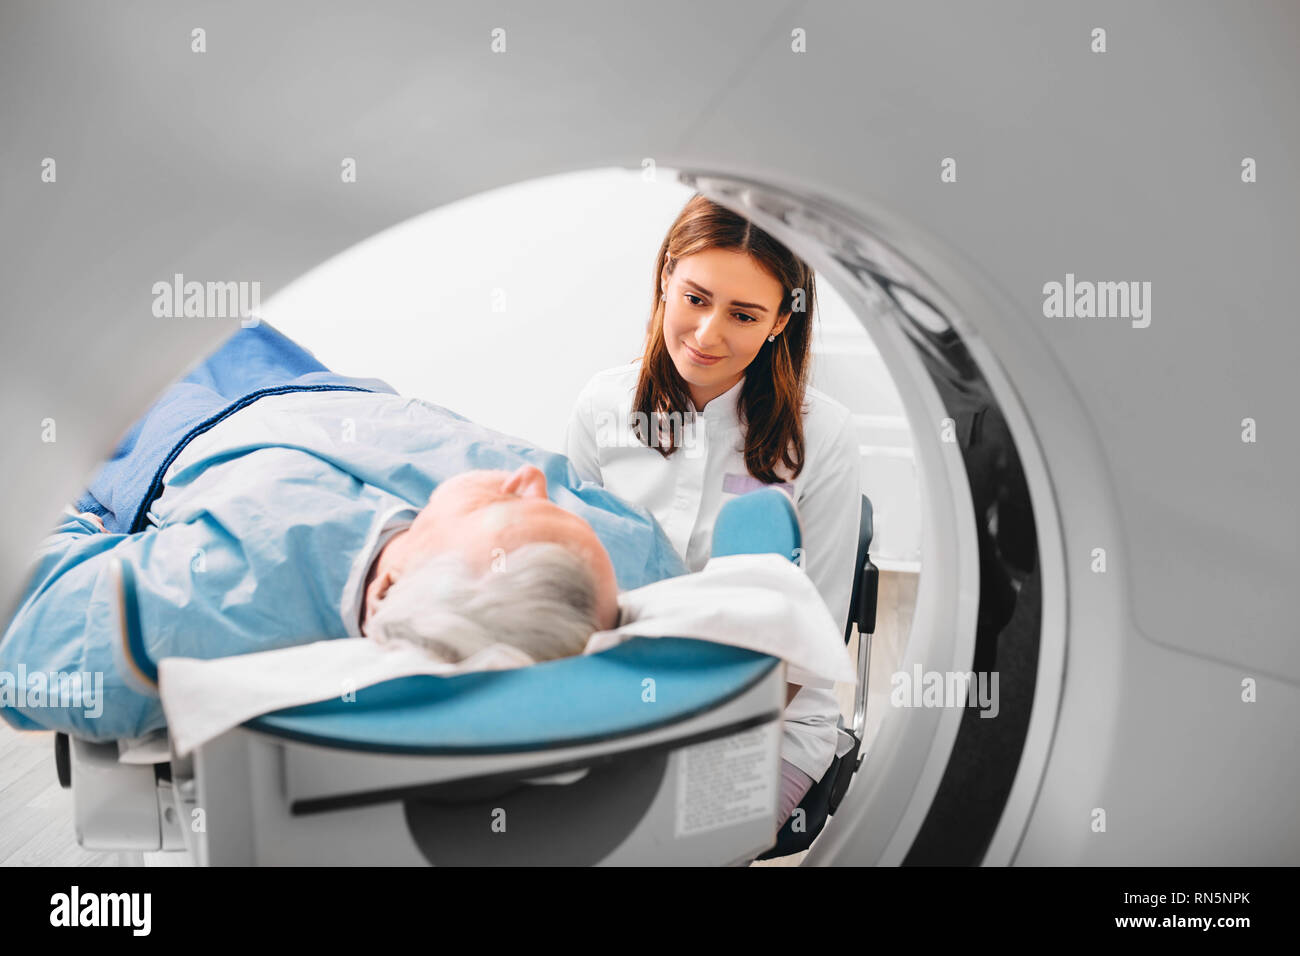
[361, 564, 396, 634]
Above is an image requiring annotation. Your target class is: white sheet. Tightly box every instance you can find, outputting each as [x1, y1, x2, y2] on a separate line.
[158, 553, 855, 757]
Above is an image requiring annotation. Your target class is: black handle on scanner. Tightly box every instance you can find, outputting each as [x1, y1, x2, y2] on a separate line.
[54, 732, 71, 789]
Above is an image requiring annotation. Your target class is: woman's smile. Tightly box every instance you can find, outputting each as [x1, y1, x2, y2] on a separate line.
[683, 342, 725, 365]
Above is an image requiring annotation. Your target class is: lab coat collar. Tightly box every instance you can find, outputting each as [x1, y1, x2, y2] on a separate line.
[688, 374, 744, 424]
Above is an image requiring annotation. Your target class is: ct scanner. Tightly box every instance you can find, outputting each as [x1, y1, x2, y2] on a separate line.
[1, 1, 1297, 865]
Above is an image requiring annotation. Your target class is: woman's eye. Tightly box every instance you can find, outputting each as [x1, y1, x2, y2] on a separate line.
[683, 293, 756, 324]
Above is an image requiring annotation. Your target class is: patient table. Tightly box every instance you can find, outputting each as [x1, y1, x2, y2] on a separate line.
[52, 487, 873, 866]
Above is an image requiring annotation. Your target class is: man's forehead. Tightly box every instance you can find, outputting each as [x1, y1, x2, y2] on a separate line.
[439, 469, 509, 496]
[461, 468, 511, 485]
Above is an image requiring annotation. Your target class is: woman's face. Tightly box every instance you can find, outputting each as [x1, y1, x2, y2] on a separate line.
[660, 248, 789, 410]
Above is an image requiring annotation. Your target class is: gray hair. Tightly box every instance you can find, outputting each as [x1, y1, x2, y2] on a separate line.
[365, 542, 601, 663]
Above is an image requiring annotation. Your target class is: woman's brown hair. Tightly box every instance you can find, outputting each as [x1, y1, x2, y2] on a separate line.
[632, 194, 817, 483]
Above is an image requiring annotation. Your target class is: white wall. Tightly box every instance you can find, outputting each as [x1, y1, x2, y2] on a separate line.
[811, 325, 922, 572]
[261, 167, 920, 568]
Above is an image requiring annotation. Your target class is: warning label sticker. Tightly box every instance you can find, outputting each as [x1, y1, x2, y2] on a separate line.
[675, 722, 779, 838]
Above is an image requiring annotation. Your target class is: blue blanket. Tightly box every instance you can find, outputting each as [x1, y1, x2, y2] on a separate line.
[3, 323, 688, 740]
[75, 323, 395, 534]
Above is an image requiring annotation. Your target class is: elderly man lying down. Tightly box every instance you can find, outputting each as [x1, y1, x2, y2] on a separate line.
[0, 322, 683, 734]
[0, 325, 848, 821]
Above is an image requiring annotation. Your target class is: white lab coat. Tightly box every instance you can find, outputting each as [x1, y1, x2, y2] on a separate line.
[564, 360, 862, 782]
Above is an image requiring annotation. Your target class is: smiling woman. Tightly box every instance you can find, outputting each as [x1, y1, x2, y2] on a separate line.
[563, 192, 864, 827]
[637, 195, 816, 484]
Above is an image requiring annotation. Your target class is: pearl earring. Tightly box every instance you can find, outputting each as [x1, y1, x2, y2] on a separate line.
[767, 334, 776, 343]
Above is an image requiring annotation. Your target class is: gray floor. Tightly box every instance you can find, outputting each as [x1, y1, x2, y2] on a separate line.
[0, 723, 141, 866]
[1, 571, 917, 867]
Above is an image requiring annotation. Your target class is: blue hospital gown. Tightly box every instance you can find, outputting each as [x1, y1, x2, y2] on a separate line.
[0, 388, 687, 742]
